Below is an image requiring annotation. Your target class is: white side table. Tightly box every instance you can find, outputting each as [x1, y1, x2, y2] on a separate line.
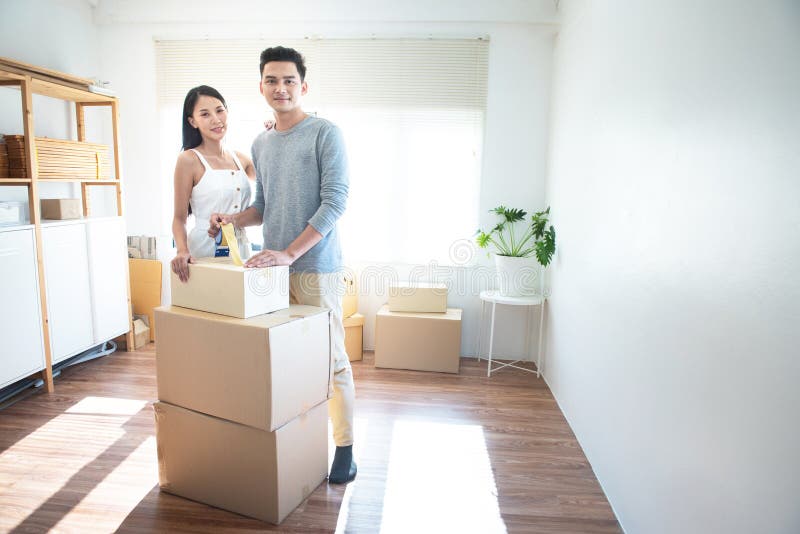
[477, 290, 545, 378]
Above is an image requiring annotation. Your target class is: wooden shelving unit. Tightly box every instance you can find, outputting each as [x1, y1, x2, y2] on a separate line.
[0, 57, 134, 393]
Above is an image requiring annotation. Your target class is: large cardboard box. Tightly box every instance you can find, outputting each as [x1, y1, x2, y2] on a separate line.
[41, 198, 82, 220]
[374, 305, 462, 373]
[342, 272, 357, 318]
[388, 282, 448, 313]
[154, 400, 328, 525]
[155, 304, 332, 431]
[344, 313, 364, 362]
[129, 258, 162, 341]
[170, 257, 289, 318]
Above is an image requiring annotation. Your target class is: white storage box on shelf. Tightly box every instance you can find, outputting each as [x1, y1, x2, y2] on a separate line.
[0, 200, 28, 226]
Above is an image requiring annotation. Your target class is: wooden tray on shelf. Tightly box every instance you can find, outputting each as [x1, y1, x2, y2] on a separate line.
[2, 135, 111, 180]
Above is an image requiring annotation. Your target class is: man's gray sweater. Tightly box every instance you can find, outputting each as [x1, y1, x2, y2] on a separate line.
[250, 116, 349, 273]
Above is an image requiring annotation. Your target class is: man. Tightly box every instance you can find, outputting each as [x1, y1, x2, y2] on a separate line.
[209, 46, 356, 484]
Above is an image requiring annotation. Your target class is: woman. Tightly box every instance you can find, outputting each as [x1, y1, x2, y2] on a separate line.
[171, 85, 255, 282]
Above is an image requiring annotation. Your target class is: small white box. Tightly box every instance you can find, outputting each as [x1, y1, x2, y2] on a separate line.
[0, 201, 28, 226]
[388, 282, 448, 313]
[170, 257, 289, 318]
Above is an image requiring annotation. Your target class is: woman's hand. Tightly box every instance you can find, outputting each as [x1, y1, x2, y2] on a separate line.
[208, 212, 235, 238]
[171, 251, 194, 283]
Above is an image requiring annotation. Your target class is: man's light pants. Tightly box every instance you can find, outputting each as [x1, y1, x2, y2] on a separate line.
[289, 272, 355, 447]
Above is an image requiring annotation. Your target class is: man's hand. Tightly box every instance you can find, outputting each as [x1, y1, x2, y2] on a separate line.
[208, 212, 235, 238]
[245, 248, 295, 268]
[171, 251, 194, 283]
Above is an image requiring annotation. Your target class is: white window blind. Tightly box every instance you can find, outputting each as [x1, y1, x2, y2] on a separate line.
[156, 38, 488, 264]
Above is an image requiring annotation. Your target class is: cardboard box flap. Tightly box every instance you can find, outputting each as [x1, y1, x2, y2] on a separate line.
[159, 304, 326, 329]
[378, 307, 462, 321]
[343, 313, 365, 327]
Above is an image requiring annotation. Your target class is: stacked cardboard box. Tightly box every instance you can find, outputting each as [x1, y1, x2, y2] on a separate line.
[155, 259, 332, 524]
[375, 283, 462, 373]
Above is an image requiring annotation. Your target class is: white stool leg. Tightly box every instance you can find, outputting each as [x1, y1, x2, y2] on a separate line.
[487, 301, 496, 377]
[536, 300, 545, 378]
[524, 305, 532, 366]
[477, 299, 485, 361]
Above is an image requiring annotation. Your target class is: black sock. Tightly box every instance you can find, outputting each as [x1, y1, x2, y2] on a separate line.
[329, 445, 357, 484]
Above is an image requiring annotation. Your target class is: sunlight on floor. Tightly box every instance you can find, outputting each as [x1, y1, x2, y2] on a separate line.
[51, 436, 158, 533]
[379, 420, 507, 534]
[0, 396, 151, 532]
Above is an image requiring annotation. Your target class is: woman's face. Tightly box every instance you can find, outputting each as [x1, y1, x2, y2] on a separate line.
[187, 95, 227, 142]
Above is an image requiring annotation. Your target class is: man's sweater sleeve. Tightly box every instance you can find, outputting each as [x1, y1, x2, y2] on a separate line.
[250, 143, 265, 215]
[307, 123, 349, 236]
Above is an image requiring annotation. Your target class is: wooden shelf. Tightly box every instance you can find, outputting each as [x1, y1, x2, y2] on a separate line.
[0, 77, 114, 104]
[0, 57, 133, 395]
[37, 179, 119, 185]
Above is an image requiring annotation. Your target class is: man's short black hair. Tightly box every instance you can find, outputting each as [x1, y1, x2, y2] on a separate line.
[259, 46, 307, 81]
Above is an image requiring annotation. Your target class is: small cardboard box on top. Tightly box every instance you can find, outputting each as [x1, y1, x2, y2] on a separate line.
[170, 257, 289, 319]
[154, 304, 332, 432]
[154, 400, 328, 525]
[388, 282, 448, 313]
[375, 305, 462, 373]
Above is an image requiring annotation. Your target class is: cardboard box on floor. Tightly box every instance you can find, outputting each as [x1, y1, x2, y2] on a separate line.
[344, 313, 364, 362]
[155, 304, 332, 431]
[388, 282, 448, 313]
[375, 305, 462, 373]
[129, 258, 162, 341]
[132, 318, 149, 349]
[170, 257, 289, 318]
[154, 400, 328, 525]
[342, 271, 357, 318]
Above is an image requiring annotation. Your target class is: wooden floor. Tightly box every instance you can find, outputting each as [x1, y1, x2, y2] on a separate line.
[0, 346, 620, 533]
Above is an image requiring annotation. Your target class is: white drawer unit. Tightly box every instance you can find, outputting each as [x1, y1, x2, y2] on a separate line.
[0, 228, 46, 388]
[41, 223, 94, 364]
[86, 217, 130, 343]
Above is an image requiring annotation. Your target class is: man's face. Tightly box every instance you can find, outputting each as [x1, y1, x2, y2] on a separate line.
[259, 61, 307, 113]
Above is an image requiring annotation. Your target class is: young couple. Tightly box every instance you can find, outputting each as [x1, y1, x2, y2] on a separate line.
[170, 46, 356, 485]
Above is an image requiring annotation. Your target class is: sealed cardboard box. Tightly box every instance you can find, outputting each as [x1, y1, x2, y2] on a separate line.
[375, 305, 462, 373]
[41, 198, 82, 220]
[170, 257, 289, 318]
[130, 258, 162, 341]
[155, 304, 331, 431]
[388, 282, 448, 313]
[342, 272, 357, 318]
[344, 313, 364, 362]
[154, 400, 328, 525]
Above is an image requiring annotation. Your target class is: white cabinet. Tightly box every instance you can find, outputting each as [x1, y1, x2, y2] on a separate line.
[86, 217, 129, 343]
[41, 222, 94, 364]
[0, 227, 46, 388]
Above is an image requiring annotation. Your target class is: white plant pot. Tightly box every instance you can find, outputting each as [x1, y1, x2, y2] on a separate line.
[494, 254, 540, 297]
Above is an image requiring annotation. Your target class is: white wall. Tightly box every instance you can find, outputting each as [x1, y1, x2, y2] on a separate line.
[544, 1, 800, 532]
[95, 1, 557, 357]
[0, 0, 116, 214]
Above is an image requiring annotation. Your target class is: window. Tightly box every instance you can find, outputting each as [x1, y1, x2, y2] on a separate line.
[156, 38, 488, 264]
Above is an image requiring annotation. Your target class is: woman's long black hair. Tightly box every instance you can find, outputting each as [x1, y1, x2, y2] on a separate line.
[181, 85, 227, 150]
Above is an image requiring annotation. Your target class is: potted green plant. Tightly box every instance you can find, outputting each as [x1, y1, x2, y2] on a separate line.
[476, 206, 556, 296]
